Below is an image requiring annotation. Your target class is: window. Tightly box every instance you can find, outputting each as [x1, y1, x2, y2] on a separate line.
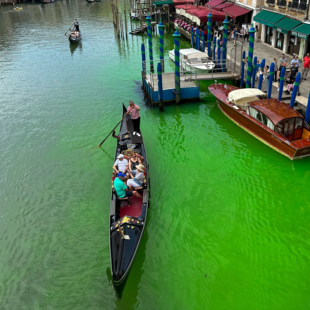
[276, 120, 284, 133]
[262, 114, 268, 126]
[283, 118, 295, 137]
[295, 118, 303, 129]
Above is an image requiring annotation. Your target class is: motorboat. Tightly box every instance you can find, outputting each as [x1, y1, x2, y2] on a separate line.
[208, 84, 310, 160]
[169, 48, 215, 73]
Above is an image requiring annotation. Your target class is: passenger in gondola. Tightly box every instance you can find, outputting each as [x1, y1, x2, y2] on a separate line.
[113, 154, 129, 176]
[74, 18, 79, 32]
[127, 164, 145, 190]
[114, 176, 142, 199]
[129, 153, 144, 172]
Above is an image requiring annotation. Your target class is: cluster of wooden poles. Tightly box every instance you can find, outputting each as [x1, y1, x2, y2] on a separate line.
[111, 0, 128, 39]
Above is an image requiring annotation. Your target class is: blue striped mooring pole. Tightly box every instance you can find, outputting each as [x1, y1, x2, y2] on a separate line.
[207, 12, 212, 57]
[213, 36, 216, 62]
[191, 26, 194, 48]
[246, 25, 255, 88]
[267, 63, 274, 99]
[173, 30, 181, 104]
[222, 16, 229, 72]
[146, 15, 153, 72]
[240, 51, 246, 88]
[278, 66, 286, 101]
[290, 72, 301, 108]
[217, 39, 220, 68]
[158, 22, 165, 73]
[141, 43, 146, 75]
[251, 56, 257, 88]
[258, 58, 265, 90]
[157, 62, 164, 111]
[196, 28, 200, 51]
[202, 31, 205, 52]
[306, 91, 310, 123]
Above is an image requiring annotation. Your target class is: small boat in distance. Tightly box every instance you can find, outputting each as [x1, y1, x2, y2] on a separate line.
[109, 104, 149, 289]
[41, 0, 55, 4]
[69, 31, 81, 43]
[208, 84, 310, 160]
[86, 0, 100, 3]
[169, 48, 215, 73]
[14, 6, 23, 10]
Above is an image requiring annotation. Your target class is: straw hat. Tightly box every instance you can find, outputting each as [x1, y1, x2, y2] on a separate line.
[136, 164, 145, 172]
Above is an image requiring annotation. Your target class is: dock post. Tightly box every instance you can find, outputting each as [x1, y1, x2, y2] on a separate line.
[278, 66, 285, 100]
[290, 72, 301, 108]
[251, 56, 257, 88]
[196, 28, 200, 51]
[141, 44, 146, 86]
[146, 15, 154, 72]
[157, 63, 164, 111]
[207, 12, 212, 57]
[217, 39, 220, 68]
[222, 16, 229, 72]
[267, 62, 274, 99]
[306, 91, 310, 123]
[202, 31, 205, 52]
[240, 51, 246, 88]
[191, 26, 194, 48]
[212, 37, 216, 62]
[258, 58, 265, 90]
[246, 25, 255, 88]
[173, 30, 181, 104]
[158, 22, 165, 73]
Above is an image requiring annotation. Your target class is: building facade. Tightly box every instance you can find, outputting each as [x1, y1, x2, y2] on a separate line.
[254, 0, 310, 58]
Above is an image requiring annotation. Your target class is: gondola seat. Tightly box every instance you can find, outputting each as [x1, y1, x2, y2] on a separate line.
[113, 189, 130, 207]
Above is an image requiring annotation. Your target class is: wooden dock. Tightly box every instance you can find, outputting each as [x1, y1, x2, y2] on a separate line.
[130, 22, 156, 35]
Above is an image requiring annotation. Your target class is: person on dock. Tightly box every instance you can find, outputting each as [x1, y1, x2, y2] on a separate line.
[264, 65, 269, 93]
[301, 53, 310, 81]
[114, 176, 142, 199]
[291, 55, 300, 71]
[113, 154, 129, 176]
[74, 19, 79, 32]
[126, 100, 141, 137]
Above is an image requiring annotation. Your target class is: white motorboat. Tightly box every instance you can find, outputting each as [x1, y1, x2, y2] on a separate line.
[169, 48, 215, 73]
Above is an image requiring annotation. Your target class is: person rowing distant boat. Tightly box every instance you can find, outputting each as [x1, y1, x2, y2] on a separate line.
[74, 19, 79, 32]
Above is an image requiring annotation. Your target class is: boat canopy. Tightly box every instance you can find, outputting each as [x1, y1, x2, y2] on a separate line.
[228, 89, 265, 106]
[186, 52, 209, 59]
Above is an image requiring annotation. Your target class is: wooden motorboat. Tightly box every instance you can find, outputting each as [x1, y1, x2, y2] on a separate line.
[208, 83, 310, 160]
[68, 31, 81, 43]
[169, 48, 215, 73]
[109, 104, 150, 287]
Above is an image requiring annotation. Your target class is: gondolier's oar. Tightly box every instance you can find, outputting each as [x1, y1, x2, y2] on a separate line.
[96, 106, 133, 149]
[65, 23, 74, 36]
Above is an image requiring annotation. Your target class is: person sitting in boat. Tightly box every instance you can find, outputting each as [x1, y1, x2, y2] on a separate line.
[113, 154, 129, 176]
[74, 18, 79, 32]
[129, 153, 144, 172]
[114, 176, 142, 199]
[127, 164, 145, 190]
[71, 31, 76, 37]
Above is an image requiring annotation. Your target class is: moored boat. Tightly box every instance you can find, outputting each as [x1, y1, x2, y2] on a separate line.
[14, 6, 23, 10]
[169, 48, 215, 73]
[68, 31, 82, 43]
[109, 104, 150, 287]
[41, 0, 55, 4]
[208, 83, 310, 160]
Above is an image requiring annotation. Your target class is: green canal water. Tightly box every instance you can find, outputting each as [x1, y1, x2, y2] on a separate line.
[1, 1, 310, 309]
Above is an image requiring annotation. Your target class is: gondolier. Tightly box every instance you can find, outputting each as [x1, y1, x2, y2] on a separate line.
[126, 100, 141, 136]
[74, 19, 79, 32]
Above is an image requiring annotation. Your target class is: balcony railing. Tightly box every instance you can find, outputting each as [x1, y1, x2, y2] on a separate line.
[276, 0, 287, 7]
[266, 0, 275, 5]
[299, 2, 307, 10]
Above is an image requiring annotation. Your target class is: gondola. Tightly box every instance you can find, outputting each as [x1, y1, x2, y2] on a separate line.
[86, 0, 95, 3]
[109, 104, 150, 289]
[41, 0, 55, 4]
[68, 31, 82, 44]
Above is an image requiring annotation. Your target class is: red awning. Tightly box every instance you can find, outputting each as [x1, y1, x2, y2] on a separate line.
[204, 0, 225, 8]
[175, 4, 195, 9]
[222, 4, 250, 19]
[212, 2, 234, 11]
[192, 7, 226, 22]
[173, 0, 194, 5]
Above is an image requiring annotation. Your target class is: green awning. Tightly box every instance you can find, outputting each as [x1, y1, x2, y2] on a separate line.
[273, 18, 301, 34]
[153, 0, 174, 6]
[253, 10, 284, 28]
[291, 23, 310, 39]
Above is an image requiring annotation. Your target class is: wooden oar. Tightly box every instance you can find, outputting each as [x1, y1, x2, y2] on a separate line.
[65, 23, 74, 36]
[96, 106, 133, 149]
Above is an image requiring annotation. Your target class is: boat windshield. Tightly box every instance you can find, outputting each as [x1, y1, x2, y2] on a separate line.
[248, 107, 278, 132]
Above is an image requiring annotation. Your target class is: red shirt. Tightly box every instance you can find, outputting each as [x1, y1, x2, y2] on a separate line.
[303, 56, 310, 68]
